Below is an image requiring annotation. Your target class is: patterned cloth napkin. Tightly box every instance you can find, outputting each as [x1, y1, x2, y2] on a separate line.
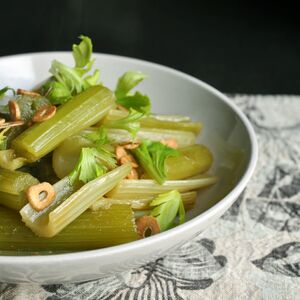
[1, 95, 300, 300]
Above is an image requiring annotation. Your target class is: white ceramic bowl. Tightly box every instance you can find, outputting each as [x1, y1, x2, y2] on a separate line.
[0, 53, 258, 283]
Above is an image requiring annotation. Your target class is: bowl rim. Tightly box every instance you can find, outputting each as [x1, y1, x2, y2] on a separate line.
[0, 52, 258, 265]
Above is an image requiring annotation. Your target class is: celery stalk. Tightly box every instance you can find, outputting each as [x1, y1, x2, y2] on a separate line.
[0, 168, 39, 210]
[106, 176, 218, 199]
[20, 176, 79, 223]
[0, 205, 137, 253]
[107, 128, 196, 147]
[21, 164, 131, 237]
[90, 190, 197, 211]
[12, 85, 115, 162]
[103, 109, 191, 123]
[102, 109, 202, 134]
[165, 145, 213, 180]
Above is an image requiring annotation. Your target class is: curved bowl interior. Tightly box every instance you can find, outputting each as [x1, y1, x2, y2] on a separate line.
[0, 53, 257, 283]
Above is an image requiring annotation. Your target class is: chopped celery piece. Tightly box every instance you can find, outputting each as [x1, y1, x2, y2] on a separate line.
[22, 164, 131, 237]
[150, 114, 191, 123]
[102, 109, 202, 134]
[0, 205, 137, 253]
[106, 176, 218, 199]
[90, 191, 197, 211]
[20, 176, 78, 223]
[12, 85, 115, 162]
[5, 95, 51, 146]
[140, 117, 202, 135]
[0, 168, 39, 210]
[165, 145, 213, 180]
[107, 128, 196, 147]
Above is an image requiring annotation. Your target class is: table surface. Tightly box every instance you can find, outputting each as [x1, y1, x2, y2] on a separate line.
[0, 94, 300, 300]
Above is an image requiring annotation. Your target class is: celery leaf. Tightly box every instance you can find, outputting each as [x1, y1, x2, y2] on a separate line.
[132, 140, 180, 184]
[69, 147, 116, 184]
[104, 108, 143, 136]
[150, 190, 185, 231]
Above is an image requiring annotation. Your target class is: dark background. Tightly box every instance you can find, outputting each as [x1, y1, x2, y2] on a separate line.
[1, 0, 300, 94]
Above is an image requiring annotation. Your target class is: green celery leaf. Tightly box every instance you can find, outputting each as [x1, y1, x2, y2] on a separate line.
[104, 108, 143, 136]
[83, 69, 101, 88]
[147, 141, 180, 179]
[84, 127, 109, 146]
[132, 140, 180, 184]
[41, 80, 72, 104]
[0, 86, 15, 99]
[94, 146, 117, 170]
[72, 35, 93, 68]
[49, 60, 83, 95]
[41, 35, 100, 104]
[116, 91, 151, 115]
[115, 71, 146, 99]
[70, 147, 107, 184]
[150, 190, 185, 231]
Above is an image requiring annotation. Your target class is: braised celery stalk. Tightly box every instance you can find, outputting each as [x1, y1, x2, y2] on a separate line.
[90, 190, 197, 211]
[165, 145, 213, 180]
[103, 109, 191, 123]
[20, 176, 78, 223]
[140, 117, 202, 135]
[106, 176, 217, 199]
[0, 168, 39, 210]
[12, 85, 115, 162]
[52, 129, 197, 179]
[107, 128, 196, 147]
[102, 109, 202, 134]
[21, 164, 131, 237]
[0, 205, 137, 253]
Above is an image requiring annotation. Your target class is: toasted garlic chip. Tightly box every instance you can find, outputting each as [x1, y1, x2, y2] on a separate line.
[120, 155, 139, 168]
[32, 105, 56, 123]
[136, 216, 160, 238]
[115, 145, 127, 160]
[160, 138, 178, 149]
[17, 89, 41, 97]
[126, 168, 139, 179]
[116, 104, 128, 112]
[8, 100, 21, 121]
[123, 143, 140, 150]
[26, 182, 56, 212]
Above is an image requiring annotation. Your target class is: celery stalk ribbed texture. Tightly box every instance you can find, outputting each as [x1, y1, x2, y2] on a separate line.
[0, 205, 137, 254]
[12, 85, 115, 162]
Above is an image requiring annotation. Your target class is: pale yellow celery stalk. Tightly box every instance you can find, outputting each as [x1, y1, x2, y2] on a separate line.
[106, 128, 196, 147]
[106, 176, 218, 199]
[21, 164, 131, 237]
[0, 168, 39, 210]
[101, 109, 202, 134]
[12, 85, 115, 162]
[20, 176, 78, 223]
[90, 190, 197, 211]
[0, 205, 137, 253]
